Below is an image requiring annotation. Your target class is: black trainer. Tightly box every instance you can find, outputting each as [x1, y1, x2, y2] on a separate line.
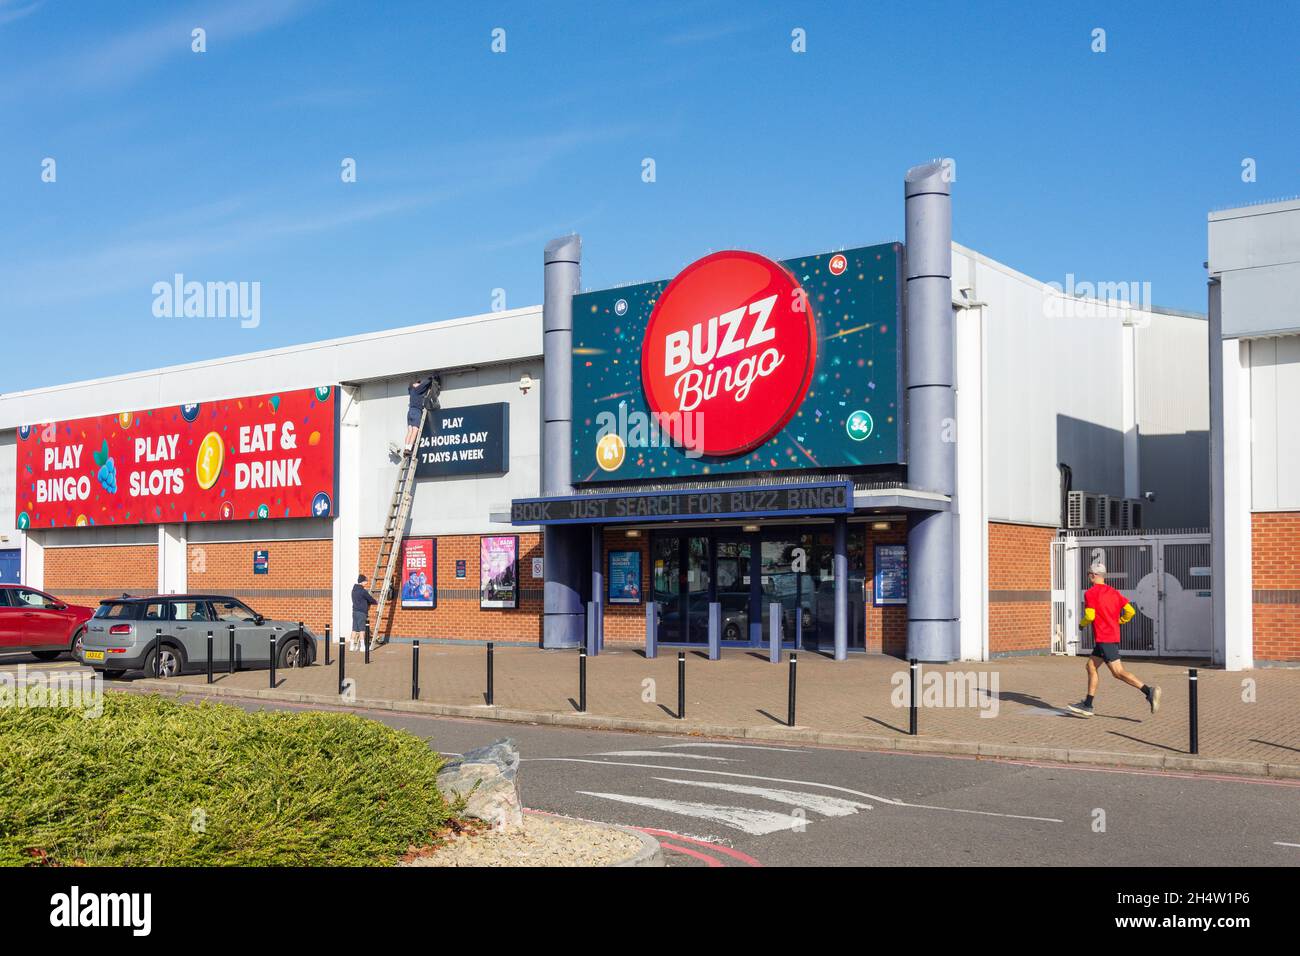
[1067, 700, 1095, 718]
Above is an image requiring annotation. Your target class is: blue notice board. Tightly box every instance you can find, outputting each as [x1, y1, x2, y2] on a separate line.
[607, 550, 643, 605]
[874, 544, 907, 606]
[253, 550, 269, 575]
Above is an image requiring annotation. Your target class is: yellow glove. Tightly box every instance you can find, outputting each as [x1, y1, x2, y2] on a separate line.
[1079, 607, 1096, 629]
[1119, 603, 1136, 625]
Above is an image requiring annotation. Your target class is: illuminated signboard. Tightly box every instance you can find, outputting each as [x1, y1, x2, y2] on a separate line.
[571, 243, 902, 483]
[15, 386, 338, 529]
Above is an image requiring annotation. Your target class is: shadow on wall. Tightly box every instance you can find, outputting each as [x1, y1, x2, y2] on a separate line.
[1055, 415, 1209, 528]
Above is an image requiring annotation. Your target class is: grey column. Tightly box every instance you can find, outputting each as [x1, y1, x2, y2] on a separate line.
[904, 162, 959, 662]
[542, 235, 584, 648]
[591, 524, 604, 651]
[833, 515, 848, 661]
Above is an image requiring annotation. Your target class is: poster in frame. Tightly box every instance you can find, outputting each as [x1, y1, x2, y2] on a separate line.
[480, 534, 519, 609]
[607, 549, 643, 605]
[873, 543, 908, 606]
[400, 538, 437, 609]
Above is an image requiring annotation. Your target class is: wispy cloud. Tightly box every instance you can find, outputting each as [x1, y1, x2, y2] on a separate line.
[2, 0, 315, 99]
[0, 0, 44, 28]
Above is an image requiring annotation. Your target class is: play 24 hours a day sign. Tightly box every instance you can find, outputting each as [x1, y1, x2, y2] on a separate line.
[414, 403, 509, 478]
[15, 387, 338, 529]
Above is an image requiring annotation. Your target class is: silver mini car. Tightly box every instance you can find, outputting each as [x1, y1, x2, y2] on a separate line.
[81, 594, 317, 678]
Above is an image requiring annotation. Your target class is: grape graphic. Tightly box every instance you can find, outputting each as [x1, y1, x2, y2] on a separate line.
[98, 457, 117, 494]
[92, 439, 117, 494]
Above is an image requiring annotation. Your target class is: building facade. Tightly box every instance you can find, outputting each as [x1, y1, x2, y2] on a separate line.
[1209, 198, 1300, 668]
[0, 165, 1212, 663]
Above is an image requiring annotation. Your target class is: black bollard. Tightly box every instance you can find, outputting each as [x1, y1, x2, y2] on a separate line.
[364, 624, 371, 664]
[677, 650, 685, 720]
[579, 646, 587, 713]
[908, 658, 919, 736]
[1189, 668, 1199, 755]
[269, 634, 277, 688]
[297, 621, 305, 667]
[154, 627, 163, 679]
[228, 623, 235, 675]
[788, 652, 798, 727]
[338, 632, 346, 696]
[486, 641, 494, 706]
[412, 639, 420, 701]
[324, 624, 331, 666]
[206, 630, 214, 684]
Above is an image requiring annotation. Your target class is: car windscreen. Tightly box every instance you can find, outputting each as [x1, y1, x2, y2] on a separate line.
[93, 603, 138, 619]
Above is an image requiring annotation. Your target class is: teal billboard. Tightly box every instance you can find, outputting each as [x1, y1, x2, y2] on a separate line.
[571, 242, 902, 484]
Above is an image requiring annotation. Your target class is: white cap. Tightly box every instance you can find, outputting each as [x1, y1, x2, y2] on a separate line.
[1089, 559, 1107, 576]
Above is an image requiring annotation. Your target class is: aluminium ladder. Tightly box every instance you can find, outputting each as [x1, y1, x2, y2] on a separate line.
[368, 397, 434, 645]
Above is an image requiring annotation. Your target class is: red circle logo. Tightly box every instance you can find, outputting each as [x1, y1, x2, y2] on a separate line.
[641, 250, 817, 457]
[828, 253, 847, 276]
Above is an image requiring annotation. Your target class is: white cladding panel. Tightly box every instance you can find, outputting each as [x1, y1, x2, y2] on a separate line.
[358, 363, 543, 537]
[0, 307, 543, 430]
[1248, 334, 1300, 511]
[1135, 311, 1211, 527]
[962, 248, 1129, 526]
[0, 432, 15, 535]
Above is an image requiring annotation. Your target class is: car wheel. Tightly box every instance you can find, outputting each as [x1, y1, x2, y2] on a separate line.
[71, 628, 86, 661]
[278, 636, 306, 669]
[144, 644, 184, 679]
[31, 650, 60, 661]
[723, 622, 741, 642]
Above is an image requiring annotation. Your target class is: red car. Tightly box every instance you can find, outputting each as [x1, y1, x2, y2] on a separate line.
[0, 585, 95, 661]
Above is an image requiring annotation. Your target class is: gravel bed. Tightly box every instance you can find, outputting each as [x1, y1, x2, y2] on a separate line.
[401, 813, 645, 867]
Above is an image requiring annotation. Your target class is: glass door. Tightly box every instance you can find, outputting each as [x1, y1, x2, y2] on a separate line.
[651, 532, 711, 644]
[714, 536, 752, 643]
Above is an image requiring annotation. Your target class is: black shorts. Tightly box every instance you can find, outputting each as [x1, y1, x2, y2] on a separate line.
[351, 608, 369, 632]
[407, 407, 422, 427]
[1091, 642, 1121, 664]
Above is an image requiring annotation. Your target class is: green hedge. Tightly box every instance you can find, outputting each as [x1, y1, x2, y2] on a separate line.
[0, 693, 450, 866]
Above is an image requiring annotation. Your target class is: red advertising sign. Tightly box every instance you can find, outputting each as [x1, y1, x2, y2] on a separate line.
[400, 539, 436, 609]
[15, 386, 338, 529]
[640, 250, 817, 457]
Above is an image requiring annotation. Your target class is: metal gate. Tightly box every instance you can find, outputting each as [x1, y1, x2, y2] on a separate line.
[1051, 530, 1212, 658]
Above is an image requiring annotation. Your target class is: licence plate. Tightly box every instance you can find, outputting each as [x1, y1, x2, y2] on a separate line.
[84, 651, 105, 661]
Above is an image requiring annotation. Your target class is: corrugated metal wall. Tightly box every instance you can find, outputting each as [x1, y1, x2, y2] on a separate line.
[1248, 334, 1300, 510]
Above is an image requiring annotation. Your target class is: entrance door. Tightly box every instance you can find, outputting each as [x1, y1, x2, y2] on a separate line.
[0, 549, 20, 585]
[651, 534, 712, 644]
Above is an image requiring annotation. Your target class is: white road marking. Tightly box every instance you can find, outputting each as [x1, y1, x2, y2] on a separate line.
[528, 758, 1063, 823]
[659, 742, 808, 753]
[576, 791, 801, 835]
[654, 777, 872, 815]
[590, 750, 734, 761]
[1275, 841, 1300, 848]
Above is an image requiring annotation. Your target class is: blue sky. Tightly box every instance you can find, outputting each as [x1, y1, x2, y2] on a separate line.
[2, 0, 1296, 392]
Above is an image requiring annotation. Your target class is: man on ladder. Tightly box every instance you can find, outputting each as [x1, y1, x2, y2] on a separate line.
[374, 372, 441, 646]
[390, 373, 439, 459]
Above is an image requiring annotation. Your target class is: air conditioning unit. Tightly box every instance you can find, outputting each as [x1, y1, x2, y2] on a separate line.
[1067, 491, 1102, 529]
[1096, 495, 1123, 529]
[1121, 499, 1144, 530]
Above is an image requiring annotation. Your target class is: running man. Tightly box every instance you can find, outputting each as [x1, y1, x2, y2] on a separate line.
[1067, 559, 1161, 718]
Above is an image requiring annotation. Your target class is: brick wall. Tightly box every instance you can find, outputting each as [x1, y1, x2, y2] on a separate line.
[602, 530, 650, 645]
[988, 522, 1055, 655]
[864, 525, 908, 656]
[44, 545, 158, 606]
[361, 533, 543, 643]
[1252, 511, 1300, 662]
[187, 539, 332, 633]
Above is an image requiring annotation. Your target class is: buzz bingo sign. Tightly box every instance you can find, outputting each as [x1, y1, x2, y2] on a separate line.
[15, 386, 339, 529]
[571, 244, 902, 482]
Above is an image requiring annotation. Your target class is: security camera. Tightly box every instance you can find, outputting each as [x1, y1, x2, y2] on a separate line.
[1142, 491, 1157, 502]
